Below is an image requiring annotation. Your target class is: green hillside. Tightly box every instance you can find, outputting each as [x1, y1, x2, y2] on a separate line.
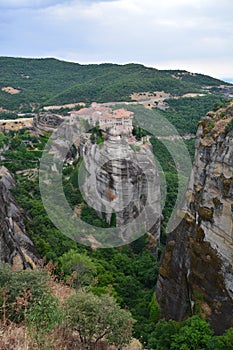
[0, 57, 230, 110]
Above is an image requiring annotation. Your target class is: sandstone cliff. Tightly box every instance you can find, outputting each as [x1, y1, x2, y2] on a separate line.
[156, 101, 233, 334]
[33, 112, 64, 134]
[79, 135, 161, 245]
[0, 166, 39, 269]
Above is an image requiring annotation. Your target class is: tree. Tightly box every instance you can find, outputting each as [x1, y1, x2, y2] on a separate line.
[207, 327, 233, 350]
[149, 292, 160, 324]
[220, 328, 233, 350]
[63, 290, 135, 350]
[59, 249, 97, 289]
[171, 316, 213, 350]
[147, 319, 180, 350]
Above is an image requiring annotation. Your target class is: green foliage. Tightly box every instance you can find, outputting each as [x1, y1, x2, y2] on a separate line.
[62, 165, 73, 175]
[133, 125, 148, 140]
[0, 111, 19, 120]
[150, 136, 178, 241]
[147, 316, 218, 350]
[171, 316, 214, 350]
[110, 211, 117, 227]
[80, 202, 112, 228]
[63, 180, 83, 207]
[89, 125, 104, 144]
[207, 328, 233, 350]
[63, 290, 135, 349]
[130, 144, 141, 152]
[225, 118, 233, 134]
[164, 70, 227, 87]
[0, 131, 42, 172]
[163, 95, 227, 135]
[9, 152, 78, 260]
[0, 57, 229, 110]
[89, 247, 159, 342]
[149, 292, 160, 323]
[59, 249, 96, 289]
[0, 131, 8, 147]
[219, 328, 233, 349]
[26, 293, 62, 346]
[183, 138, 196, 161]
[147, 319, 180, 350]
[0, 263, 49, 323]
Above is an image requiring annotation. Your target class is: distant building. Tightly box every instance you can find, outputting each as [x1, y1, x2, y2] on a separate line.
[99, 108, 133, 137]
[68, 103, 110, 126]
[69, 103, 134, 137]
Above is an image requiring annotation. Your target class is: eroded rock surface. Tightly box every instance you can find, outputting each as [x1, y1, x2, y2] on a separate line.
[79, 136, 161, 245]
[33, 112, 64, 134]
[156, 101, 233, 334]
[0, 166, 39, 269]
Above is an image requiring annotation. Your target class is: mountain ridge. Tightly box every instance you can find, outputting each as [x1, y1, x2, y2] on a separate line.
[0, 56, 231, 110]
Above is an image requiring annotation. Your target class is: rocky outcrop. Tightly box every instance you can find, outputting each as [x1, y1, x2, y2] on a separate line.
[79, 135, 161, 245]
[156, 101, 233, 334]
[0, 166, 39, 269]
[33, 112, 64, 134]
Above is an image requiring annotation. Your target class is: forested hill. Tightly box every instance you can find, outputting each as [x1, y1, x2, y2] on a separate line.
[0, 56, 230, 110]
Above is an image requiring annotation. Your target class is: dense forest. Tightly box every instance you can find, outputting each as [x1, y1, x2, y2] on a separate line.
[0, 57, 230, 111]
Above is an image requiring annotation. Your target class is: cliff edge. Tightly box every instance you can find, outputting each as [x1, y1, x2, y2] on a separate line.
[156, 101, 233, 334]
[0, 166, 39, 269]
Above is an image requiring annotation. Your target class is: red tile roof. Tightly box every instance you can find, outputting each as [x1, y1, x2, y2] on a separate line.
[69, 105, 133, 121]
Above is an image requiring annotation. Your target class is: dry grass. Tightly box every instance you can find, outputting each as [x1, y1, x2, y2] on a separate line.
[0, 263, 140, 350]
[0, 321, 141, 350]
[0, 321, 32, 350]
[0, 321, 81, 350]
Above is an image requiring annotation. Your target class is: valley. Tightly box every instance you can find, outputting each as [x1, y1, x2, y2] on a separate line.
[0, 57, 233, 349]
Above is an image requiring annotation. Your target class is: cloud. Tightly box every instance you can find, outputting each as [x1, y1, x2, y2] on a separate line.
[0, 0, 115, 10]
[0, 0, 233, 78]
[0, 0, 60, 9]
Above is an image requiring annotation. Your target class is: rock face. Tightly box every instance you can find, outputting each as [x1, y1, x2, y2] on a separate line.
[156, 102, 233, 334]
[79, 135, 161, 245]
[0, 166, 39, 269]
[33, 112, 64, 134]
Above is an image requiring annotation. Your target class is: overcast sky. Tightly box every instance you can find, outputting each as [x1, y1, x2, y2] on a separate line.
[1, 0, 233, 80]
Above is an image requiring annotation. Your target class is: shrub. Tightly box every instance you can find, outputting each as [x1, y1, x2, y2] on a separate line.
[225, 118, 233, 134]
[0, 263, 49, 323]
[63, 290, 135, 350]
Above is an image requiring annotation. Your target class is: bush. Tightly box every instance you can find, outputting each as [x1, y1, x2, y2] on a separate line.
[225, 118, 233, 134]
[147, 319, 180, 350]
[63, 290, 135, 350]
[171, 316, 213, 350]
[0, 263, 49, 323]
[59, 249, 97, 289]
[26, 293, 62, 347]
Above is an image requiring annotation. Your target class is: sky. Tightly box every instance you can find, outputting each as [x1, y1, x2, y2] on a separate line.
[0, 0, 233, 80]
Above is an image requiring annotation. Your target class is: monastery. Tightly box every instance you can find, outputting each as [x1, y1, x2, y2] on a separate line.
[69, 103, 134, 137]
